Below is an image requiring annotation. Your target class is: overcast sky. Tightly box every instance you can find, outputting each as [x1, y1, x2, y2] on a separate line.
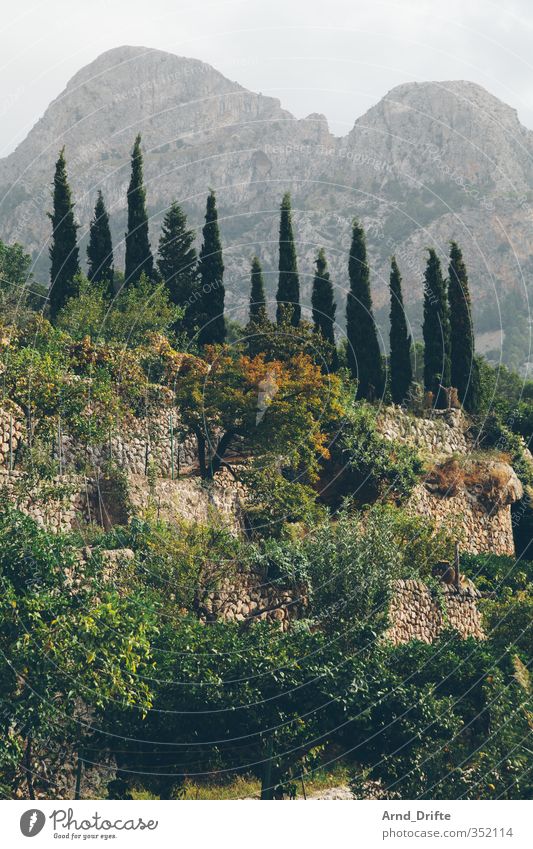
[1, 0, 533, 155]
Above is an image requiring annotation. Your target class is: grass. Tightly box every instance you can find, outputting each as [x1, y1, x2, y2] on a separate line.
[131, 764, 351, 800]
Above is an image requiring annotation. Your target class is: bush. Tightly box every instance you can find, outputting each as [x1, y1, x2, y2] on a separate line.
[333, 401, 423, 504]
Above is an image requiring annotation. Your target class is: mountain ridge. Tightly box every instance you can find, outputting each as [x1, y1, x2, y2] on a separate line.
[1, 45, 532, 363]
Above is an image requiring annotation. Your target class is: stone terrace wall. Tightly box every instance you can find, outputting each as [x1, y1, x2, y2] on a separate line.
[0, 470, 91, 532]
[386, 579, 484, 644]
[378, 406, 470, 456]
[202, 566, 306, 632]
[408, 484, 516, 555]
[61, 411, 199, 476]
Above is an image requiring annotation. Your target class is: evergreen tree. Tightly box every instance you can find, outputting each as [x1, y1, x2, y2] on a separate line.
[124, 134, 154, 286]
[276, 192, 300, 326]
[48, 148, 80, 319]
[87, 190, 114, 295]
[423, 248, 451, 407]
[389, 257, 413, 404]
[197, 190, 225, 345]
[311, 248, 338, 370]
[157, 202, 198, 327]
[346, 221, 384, 399]
[448, 242, 480, 413]
[249, 256, 267, 324]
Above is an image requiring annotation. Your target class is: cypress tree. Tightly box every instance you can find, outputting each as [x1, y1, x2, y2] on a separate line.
[249, 256, 267, 324]
[312, 248, 338, 370]
[197, 190, 225, 346]
[423, 248, 451, 407]
[448, 241, 480, 413]
[346, 221, 384, 399]
[124, 134, 153, 286]
[276, 192, 300, 326]
[87, 190, 114, 295]
[157, 202, 198, 326]
[48, 148, 80, 319]
[389, 257, 413, 404]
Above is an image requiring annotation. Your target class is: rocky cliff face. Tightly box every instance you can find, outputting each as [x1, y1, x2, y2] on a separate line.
[1, 46, 533, 337]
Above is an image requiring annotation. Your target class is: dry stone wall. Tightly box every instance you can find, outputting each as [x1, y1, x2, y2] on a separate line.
[378, 406, 471, 457]
[386, 579, 485, 644]
[408, 484, 517, 555]
[0, 469, 91, 532]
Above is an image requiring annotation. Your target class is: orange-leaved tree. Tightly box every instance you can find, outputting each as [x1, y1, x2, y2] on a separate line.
[174, 346, 342, 479]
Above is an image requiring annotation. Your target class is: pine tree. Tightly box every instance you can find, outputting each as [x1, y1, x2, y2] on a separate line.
[423, 248, 451, 407]
[48, 148, 80, 319]
[197, 190, 225, 345]
[448, 241, 480, 413]
[346, 221, 384, 399]
[87, 190, 114, 295]
[311, 248, 338, 370]
[389, 257, 413, 404]
[124, 134, 154, 286]
[276, 192, 300, 326]
[249, 256, 267, 324]
[157, 202, 198, 327]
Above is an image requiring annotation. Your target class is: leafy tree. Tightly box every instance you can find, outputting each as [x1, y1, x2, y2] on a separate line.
[276, 193, 300, 326]
[311, 248, 338, 370]
[57, 273, 181, 347]
[124, 134, 154, 286]
[48, 148, 80, 319]
[0, 507, 154, 799]
[157, 202, 198, 330]
[87, 190, 114, 295]
[423, 248, 451, 407]
[249, 256, 268, 324]
[388, 257, 412, 403]
[346, 221, 384, 399]
[448, 242, 480, 412]
[197, 191, 225, 345]
[174, 348, 342, 480]
[0, 240, 45, 322]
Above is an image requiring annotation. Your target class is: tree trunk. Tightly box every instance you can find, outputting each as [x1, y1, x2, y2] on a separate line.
[209, 431, 235, 478]
[24, 736, 35, 800]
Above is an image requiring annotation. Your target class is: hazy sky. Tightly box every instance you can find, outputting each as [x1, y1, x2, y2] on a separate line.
[1, 0, 533, 154]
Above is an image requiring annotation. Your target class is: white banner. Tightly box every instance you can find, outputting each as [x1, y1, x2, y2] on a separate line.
[1, 800, 531, 848]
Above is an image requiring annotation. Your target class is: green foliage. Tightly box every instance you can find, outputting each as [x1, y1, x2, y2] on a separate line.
[311, 248, 338, 369]
[48, 148, 80, 319]
[87, 190, 114, 294]
[157, 201, 198, 331]
[197, 190, 225, 345]
[335, 401, 424, 502]
[388, 256, 412, 404]
[346, 221, 384, 399]
[124, 134, 154, 285]
[242, 466, 325, 539]
[423, 248, 451, 406]
[249, 255, 267, 324]
[276, 192, 300, 327]
[57, 273, 182, 346]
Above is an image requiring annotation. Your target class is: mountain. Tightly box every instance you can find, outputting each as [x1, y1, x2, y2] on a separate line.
[1, 45, 532, 360]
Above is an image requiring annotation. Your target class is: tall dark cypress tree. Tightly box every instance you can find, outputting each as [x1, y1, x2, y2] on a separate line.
[198, 190, 225, 346]
[276, 192, 300, 326]
[346, 221, 384, 399]
[389, 256, 413, 404]
[124, 134, 153, 286]
[157, 201, 198, 326]
[249, 256, 267, 324]
[87, 190, 114, 295]
[48, 148, 80, 319]
[448, 241, 480, 413]
[312, 248, 338, 370]
[423, 248, 451, 407]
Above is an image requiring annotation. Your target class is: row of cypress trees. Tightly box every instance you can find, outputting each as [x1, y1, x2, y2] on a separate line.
[48, 136, 479, 411]
[48, 136, 227, 345]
